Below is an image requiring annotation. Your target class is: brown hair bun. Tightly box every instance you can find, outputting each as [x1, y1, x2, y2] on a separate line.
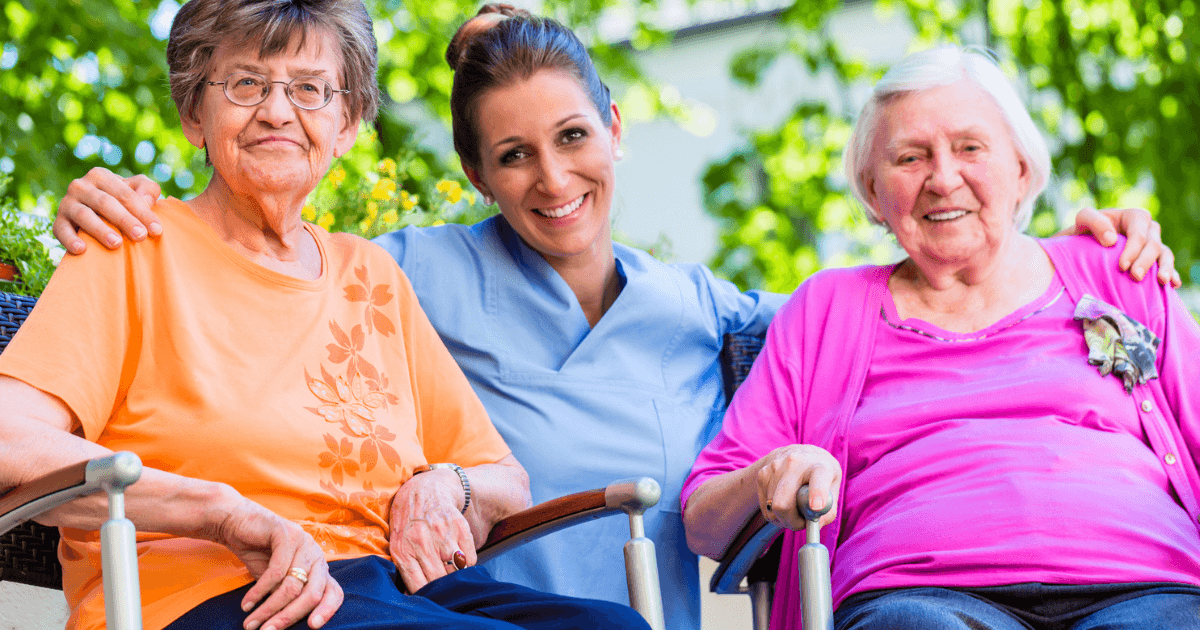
[445, 3, 532, 71]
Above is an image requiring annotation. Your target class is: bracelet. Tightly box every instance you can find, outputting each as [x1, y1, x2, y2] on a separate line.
[414, 463, 471, 514]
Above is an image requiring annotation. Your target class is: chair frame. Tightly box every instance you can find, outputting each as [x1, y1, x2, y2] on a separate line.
[711, 332, 834, 630]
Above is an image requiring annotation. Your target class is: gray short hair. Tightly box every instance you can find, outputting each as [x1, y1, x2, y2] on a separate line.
[844, 45, 1051, 232]
[167, 0, 379, 124]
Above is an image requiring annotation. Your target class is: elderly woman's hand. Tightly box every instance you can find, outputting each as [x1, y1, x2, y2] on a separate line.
[756, 444, 842, 532]
[1066, 207, 1182, 287]
[216, 498, 343, 630]
[388, 469, 477, 593]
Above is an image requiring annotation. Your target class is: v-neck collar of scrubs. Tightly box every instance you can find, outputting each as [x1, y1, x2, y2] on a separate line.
[494, 216, 629, 372]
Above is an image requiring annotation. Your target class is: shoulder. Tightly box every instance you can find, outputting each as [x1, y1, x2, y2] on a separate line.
[1041, 233, 1123, 270]
[1042, 234, 1165, 321]
[63, 197, 196, 272]
[791, 264, 888, 304]
[770, 263, 890, 332]
[372, 219, 495, 263]
[310, 226, 417, 297]
[1041, 234, 1136, 293]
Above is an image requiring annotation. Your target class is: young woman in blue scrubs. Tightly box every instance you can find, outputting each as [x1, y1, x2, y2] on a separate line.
[52, 5, 1179, 629]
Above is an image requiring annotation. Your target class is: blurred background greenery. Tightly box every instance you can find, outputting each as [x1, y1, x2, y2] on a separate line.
[1, 0, 1197, 301]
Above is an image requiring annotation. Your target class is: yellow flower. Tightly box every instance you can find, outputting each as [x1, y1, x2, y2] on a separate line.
[371, 178, 396, 200]
[317, 213, 335, 230]
[437, 180, 464, 204]
[302, 203, 316, 221]
[366, 201, 378, 223]
[402, 194, 419, 211]
[464, 191, 476, 206]
[381, 209, 399, 224]
[432, 220, 445, 226]
[377, 158, 397, 177]
[328, 166, 346, 188]
[360, 219, 371, 232]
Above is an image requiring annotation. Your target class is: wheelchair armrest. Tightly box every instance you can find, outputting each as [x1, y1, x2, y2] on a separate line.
[478, 477, 665, 630]
[478, 476, 660, 563]
[0, 453, 142, 536]
[709, 509, 783, 595]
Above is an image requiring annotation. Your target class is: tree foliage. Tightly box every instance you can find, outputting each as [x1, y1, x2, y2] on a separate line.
[4, 0, 1196, 290]
[704, 0, 1200, 291]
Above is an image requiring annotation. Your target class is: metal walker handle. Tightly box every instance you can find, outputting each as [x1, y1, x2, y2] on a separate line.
[797, 484, 833, 630]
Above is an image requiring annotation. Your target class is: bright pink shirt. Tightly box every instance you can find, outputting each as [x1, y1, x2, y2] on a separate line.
[839, 272, 1200, 599]
[683, 237, 1200, 630]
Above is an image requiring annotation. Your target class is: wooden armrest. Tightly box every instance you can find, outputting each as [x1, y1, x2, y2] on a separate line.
[0, 461, 90, 530]
[478, 477, 660, 563]
[709, 510, 782, 595]
[0, 453, 141, 536]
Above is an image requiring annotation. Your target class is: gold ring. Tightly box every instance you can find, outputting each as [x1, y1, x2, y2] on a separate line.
[765, 500, 773, 512]
[288, 567, 309, 584]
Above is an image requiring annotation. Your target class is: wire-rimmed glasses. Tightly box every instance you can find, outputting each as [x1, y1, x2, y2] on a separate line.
[205, 71, 349, 110]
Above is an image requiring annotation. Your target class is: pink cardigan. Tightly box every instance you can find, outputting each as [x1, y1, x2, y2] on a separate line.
[681, 236, 1200, 630]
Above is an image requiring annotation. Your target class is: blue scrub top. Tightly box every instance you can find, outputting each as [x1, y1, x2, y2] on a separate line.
[374, 216, 784, 630]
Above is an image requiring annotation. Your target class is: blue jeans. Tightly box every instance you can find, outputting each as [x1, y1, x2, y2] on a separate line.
[835, 583, 1200, 630]
[165, 555, 650, 630]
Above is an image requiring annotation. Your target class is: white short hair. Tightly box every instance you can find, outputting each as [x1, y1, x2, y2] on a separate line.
[844, 45, 1051, 232]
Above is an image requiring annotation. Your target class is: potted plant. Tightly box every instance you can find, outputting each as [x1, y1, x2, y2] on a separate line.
[0, 176, 56, 298]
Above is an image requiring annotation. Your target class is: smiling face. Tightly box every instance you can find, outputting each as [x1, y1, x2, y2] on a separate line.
[182, 29, 358, 203]
[865, 80, 1031, 270]
[464, 70, 621, 265]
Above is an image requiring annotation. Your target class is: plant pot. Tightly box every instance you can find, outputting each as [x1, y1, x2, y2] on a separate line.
[0, 262, 17, 283]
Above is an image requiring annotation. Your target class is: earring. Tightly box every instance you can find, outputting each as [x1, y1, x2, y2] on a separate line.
[483, 195, 495, 205]
[614, 148, 625, 161]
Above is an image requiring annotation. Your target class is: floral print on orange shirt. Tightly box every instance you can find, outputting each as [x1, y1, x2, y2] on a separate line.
[301, 265, 409, 554]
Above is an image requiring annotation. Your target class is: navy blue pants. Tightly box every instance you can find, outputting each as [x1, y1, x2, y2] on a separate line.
[835, 582, 1200, 630]
[165, 556, 650, 630]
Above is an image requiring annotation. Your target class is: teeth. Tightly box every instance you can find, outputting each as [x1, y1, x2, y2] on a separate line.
[535, 194, 585, 218]
[925, 209, 968, 222]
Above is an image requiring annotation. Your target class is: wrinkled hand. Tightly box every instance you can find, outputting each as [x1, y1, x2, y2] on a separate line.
[216, 499, 342, 630]
[1066, 207, 1181, 287]
[756, 444, 841, 532]
[389, 469, 476, 593]
[55, 167, 162, 254]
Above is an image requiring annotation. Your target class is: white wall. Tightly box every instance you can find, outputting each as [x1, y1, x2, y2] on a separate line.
[611, 2, 921, 265]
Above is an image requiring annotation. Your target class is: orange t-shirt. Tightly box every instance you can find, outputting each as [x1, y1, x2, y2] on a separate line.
[0, 198, 510, 630]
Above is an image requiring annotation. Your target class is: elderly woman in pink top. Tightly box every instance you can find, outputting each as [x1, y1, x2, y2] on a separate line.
[683, 46, 1200, 630]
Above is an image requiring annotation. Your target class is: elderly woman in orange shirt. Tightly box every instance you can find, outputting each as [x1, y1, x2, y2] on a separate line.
[0, 2, 649, 630]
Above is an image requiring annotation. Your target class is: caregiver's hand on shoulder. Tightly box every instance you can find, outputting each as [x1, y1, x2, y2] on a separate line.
[1066, 207, 1181, 287]
[55, 167, 162, 254]
[388, 469, 477, 593]
[214, 496, 342, 630]
[756, 444, 841, 532]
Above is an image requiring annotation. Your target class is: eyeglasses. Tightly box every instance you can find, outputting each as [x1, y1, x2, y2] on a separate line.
[205, 71, 349, 110]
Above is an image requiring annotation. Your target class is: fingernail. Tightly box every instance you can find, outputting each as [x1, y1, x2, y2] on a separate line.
[312, 615, 325, 628]
[131, 226, 147, 240]
[1103, 231, 1117, 244]
[242, 600, 255, 613]
[1132, 267, 1144, 279]
[105, 234, 120, 248]
[149, 222, 163, 236]
[70, 241, 84, 254]
[244, 621, 260, 630]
